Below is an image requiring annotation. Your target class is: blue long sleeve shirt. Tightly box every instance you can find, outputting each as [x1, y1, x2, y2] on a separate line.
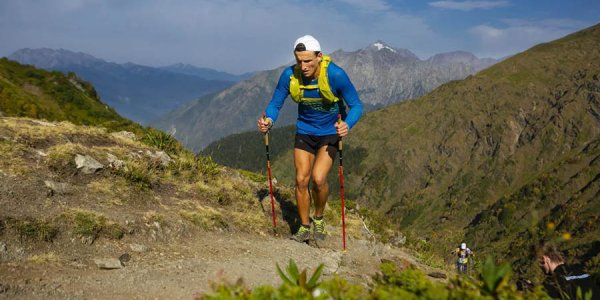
[265, 61, 363, 136]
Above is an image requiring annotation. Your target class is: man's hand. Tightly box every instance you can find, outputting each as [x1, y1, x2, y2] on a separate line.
[335, 120, 349, 137]
[257, 117, 273, 133]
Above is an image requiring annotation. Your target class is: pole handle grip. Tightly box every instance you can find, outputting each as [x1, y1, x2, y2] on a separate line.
[263, 112, 269, 146]
[337, 114, 343, 151]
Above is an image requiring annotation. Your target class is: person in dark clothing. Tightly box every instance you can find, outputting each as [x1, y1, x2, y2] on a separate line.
[538, 243, 600, 299]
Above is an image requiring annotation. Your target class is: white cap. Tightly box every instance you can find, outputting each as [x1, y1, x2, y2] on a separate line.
[461, 243, 467, 250]
[294, 35, 321, 52]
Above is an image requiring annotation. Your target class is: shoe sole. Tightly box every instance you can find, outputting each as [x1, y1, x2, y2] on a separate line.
[314, 234, 325, 241]
[291, 237, 310, 242]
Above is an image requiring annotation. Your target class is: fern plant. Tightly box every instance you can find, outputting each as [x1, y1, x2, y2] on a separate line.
[276, 259, 324, 294]
[480, 256, 513, 298]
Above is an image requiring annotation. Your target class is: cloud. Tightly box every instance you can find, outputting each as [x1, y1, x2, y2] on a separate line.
[428, 1, 509, 11]
[0, 0, 438, 73]
[334, 0, 391, 12]
[469, 18, 590, 57]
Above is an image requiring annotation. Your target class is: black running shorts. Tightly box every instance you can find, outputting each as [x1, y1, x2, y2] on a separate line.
[294, 133, 339, 158]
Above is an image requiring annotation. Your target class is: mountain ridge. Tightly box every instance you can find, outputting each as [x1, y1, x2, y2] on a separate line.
[154, 42, 499, 151]
[159, 63, 254, 82]
[342, 22, 600, 281]
[7, 48, 238, 124]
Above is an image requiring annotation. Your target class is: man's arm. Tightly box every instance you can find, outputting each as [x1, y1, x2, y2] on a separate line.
[264, 68, 293, 124]
[330, 65, 363, 129]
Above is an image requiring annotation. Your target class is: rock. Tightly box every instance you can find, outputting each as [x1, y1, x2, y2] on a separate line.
[69, 261, 87, 269]
[111, 131, 136, 141]
[15, 247, 25, 258]
[106, 153, 124, 169]
[428, 272, 447, 279]
[321, 251, 342, 275]
[81, 236, 95, 245]
[75, 154, 104, 174]
[370, 242, 386, 257]
[44, 180, 71, 195]
[0, 241, 7, 256]
[129, 243, 148, 253]
[119, 253, 131, 263]
[146, 150, 172, 166]
[29, 119, 56, 127]
[389, 233, 406, 247]
[94, 258, 123, 269]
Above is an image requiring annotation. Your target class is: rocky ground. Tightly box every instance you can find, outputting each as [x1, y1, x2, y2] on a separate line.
[0, 228, 445, 299]
[0, 117, 448, 299]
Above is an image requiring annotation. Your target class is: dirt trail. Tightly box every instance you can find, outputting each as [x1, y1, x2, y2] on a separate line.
[0, 227, 444, 299]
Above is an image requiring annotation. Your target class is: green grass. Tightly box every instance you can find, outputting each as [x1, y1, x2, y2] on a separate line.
[180, 207, 229, 230]
[9, 218, 59, 242]
[63, 210, 125, 240]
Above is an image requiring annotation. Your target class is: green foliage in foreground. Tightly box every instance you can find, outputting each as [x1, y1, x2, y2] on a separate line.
[197, 258, 556, 300]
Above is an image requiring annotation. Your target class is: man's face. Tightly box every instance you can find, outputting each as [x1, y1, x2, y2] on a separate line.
[539, 255, 551, 274]
[294, 51, 322, 79]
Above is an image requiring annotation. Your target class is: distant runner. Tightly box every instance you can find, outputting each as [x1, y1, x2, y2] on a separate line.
[257, 35, 363, 243]
[453, 242, 473, 273]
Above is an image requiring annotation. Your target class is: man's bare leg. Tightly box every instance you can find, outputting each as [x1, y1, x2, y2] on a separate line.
[311, 145, 334, 218]
[294, 148, 314, 226]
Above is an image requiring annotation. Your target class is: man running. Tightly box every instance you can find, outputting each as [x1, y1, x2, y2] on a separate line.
[453, 242, 473, 273]
[257, 35, 363, 242]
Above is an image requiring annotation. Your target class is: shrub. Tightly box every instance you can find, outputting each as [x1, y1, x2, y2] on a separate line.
[71, 210, 104, 237]
[196, 155, 222, 177]
[117, 163, 154, 190]
[63, 210, 124, 240]
[141, 128, 182, 155]
[11, 218, 59, 242]
[238, 169, 267, 183]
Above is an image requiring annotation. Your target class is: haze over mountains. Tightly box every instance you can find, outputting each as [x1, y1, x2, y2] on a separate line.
[152, 41, 499, 151]
[159, 63, 254, 82]
[7, 48, 251, 124]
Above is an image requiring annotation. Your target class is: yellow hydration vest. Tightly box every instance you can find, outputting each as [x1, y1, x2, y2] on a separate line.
[289, 55, 340, 104]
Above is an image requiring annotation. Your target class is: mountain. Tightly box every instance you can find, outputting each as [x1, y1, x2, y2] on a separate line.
[159, 63, 254, 82]
[7, 48, 236, 124]
[337, 24, 600, 281]
[427, 50, 498, 70]
[153, 41, 498, 151]
[0, 57, 142, 133]
[206, 23, 600, 284]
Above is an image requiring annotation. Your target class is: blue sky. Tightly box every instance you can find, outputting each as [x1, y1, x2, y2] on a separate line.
[0, 0, 598, 74]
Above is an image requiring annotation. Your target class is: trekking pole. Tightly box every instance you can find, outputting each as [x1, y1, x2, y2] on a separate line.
[263, 112, 277, 230]
[337, 114, 346, 251]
